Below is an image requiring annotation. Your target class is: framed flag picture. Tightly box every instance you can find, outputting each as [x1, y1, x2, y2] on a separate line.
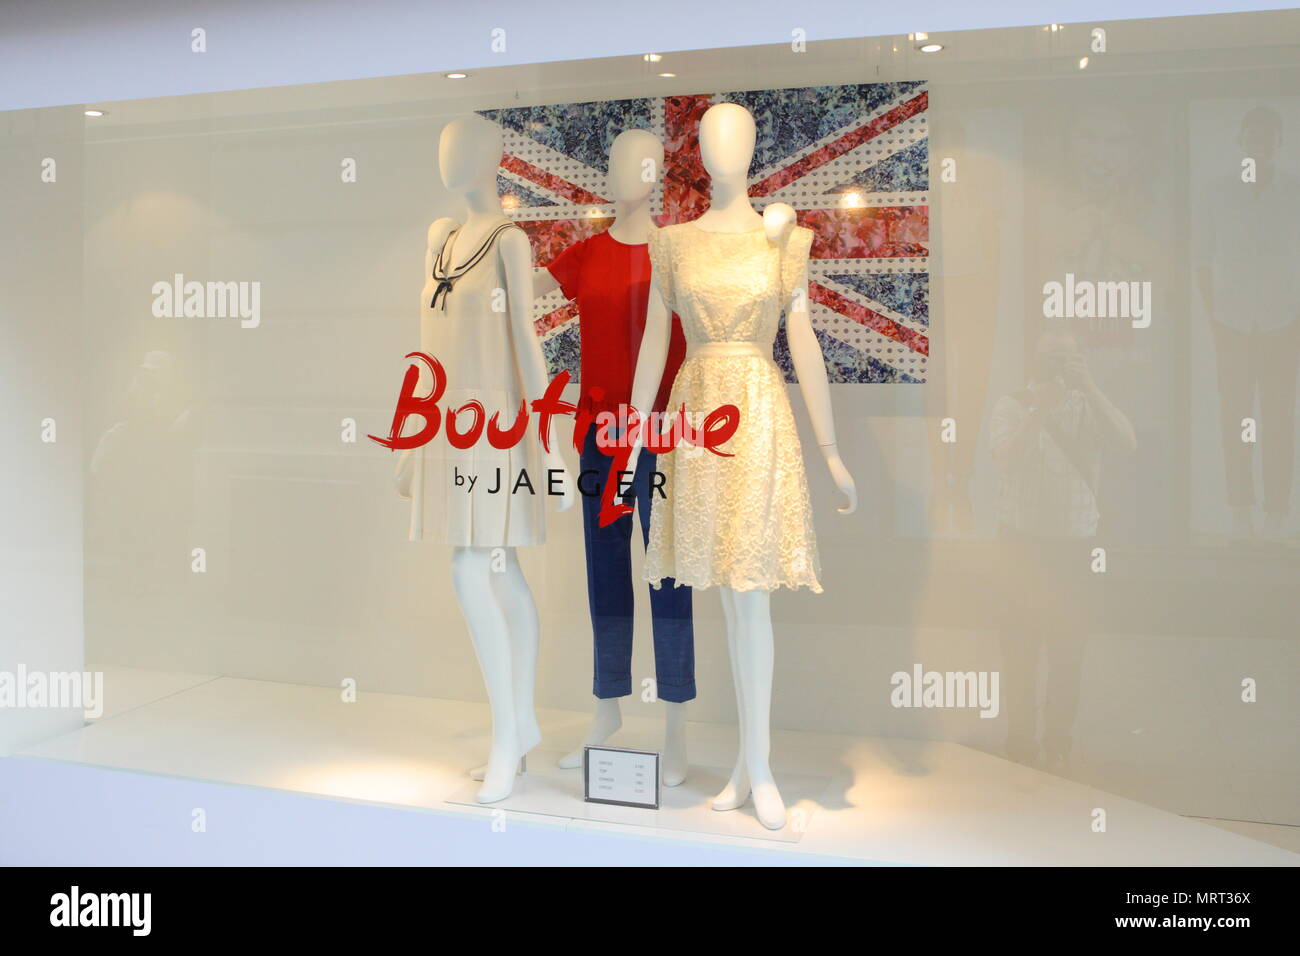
[480, 82, 930, 386]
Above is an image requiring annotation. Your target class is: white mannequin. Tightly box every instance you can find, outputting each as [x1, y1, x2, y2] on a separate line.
[534, 129, 689, 786]
[628, 103, 856, 829]
[408, 115, 574, 804]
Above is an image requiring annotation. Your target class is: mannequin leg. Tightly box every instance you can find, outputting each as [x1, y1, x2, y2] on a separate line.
[663, 701, 688, 787]
[491, 548, 543, 754]
[711, 587, 751, 811]
[635, 449, 694, 786]
[558, 698, 623, 769]
[451, 546, 527, 804]
[466, 549, 543, 782]
[726, 587, 785, 829]
[559, 427, 635, 769]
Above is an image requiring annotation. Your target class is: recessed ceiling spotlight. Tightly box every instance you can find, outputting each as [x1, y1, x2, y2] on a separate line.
[918, 43, 943, 54]
[444, 72, 468, 80]
[913, 32, 929, 41]
[658, 72, 676, 78]
[643, 53, 662, 63]
[1078, 56, 1089, 69]
[84, 108, 107, 117]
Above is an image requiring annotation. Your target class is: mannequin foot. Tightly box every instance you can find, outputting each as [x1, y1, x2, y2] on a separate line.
[662, 702, 688, 787]
[711, 760, 749, 811]
[557, 748, 585, 770]
[518, 720, 543, 757]
[470, 757, 530, 782]
[471, 717, 540, 781]
[558, 698, 623, 769]
[751, 777, 787, 830]
[476, 743, 525, 804]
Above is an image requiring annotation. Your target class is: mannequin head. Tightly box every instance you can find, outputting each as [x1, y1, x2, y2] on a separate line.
[439, 115, 504, 193]
[607, 129, 664, 203]
[699, 103, 756, 180]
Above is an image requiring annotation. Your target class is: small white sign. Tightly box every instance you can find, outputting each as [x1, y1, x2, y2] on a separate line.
[583, 746, 660, 809]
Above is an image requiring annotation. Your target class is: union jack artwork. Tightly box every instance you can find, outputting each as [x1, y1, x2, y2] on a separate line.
[479, 82, 929, 384]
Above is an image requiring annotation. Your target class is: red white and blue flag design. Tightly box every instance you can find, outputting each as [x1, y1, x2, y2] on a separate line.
[479, 82, 929, 384]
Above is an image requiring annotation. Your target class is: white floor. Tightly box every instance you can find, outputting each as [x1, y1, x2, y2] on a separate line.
[443, 749, 830, 843]
[86, 666, 215, 722]
[1197, 817, 1300, 855]
[18, 667, 1300, 866]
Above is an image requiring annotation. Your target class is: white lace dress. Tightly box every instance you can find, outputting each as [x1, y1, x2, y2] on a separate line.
[643, 222, 822, 593]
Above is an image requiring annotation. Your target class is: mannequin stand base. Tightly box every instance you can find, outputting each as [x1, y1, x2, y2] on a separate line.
[446, 748, 829, 843]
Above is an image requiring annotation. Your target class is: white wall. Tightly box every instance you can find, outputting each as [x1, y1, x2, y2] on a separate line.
[0, 106, 87, 753]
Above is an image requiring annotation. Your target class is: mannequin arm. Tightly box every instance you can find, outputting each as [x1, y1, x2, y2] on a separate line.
[625, 282, 671, 475]
[500, 228, 574, 511]
[763, 201, 855, 512]
[787, 287, 857, 514]
[395, 217, 457, 493]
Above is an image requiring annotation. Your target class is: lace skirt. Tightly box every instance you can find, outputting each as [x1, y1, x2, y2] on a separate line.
[643, 344, 822, 593]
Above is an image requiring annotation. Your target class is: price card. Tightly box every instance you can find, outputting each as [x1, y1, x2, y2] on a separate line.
[582, 746, 660, 809]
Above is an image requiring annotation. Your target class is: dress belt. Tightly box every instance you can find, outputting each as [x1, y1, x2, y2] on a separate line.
[686, 341, 768, 360]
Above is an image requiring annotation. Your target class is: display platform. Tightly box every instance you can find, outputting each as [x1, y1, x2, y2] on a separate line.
[444, 748, 829, 843]
[15, 668, 1298, 865]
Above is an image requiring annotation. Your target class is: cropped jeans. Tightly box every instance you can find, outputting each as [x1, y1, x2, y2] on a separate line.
[579, 426, 695, 703]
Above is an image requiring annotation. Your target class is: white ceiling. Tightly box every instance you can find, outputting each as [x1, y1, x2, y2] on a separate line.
[42, 7, 1299, 140]
[1, 0, 1294, 112]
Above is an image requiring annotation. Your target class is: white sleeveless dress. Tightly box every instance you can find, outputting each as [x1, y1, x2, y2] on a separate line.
[409, 220, 545, 547]
[643, 223, 822, 593]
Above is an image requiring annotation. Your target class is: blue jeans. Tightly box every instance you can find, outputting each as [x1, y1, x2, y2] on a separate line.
[579, 426, 695, 702]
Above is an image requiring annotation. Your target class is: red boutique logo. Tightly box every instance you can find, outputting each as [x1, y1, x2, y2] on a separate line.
[369, 352, 741, 526]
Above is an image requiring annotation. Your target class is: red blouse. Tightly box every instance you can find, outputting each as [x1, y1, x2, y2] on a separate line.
[547, 230, 686, 417]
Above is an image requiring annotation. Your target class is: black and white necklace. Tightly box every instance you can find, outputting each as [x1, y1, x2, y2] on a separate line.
[430, 221, 516, 311]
